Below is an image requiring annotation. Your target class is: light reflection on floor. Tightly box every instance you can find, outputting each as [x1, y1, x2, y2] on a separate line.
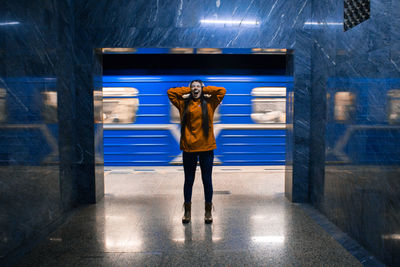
[17, 166, 361, 266]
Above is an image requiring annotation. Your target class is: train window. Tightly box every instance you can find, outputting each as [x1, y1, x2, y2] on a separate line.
[94, 90, 103, 124]
[169, 104, 180, 124]
[388, 89, 400, 124]
[251, 87, 286, 123]
[169, 102, 221, 124]
[334, 92, 355, 122]
[41, 91, 58, 123]
[170, 48, 194, 54]
[0, 87, 6, 123]
[197, 48, 222, 54]
[103, 87, 139, 124]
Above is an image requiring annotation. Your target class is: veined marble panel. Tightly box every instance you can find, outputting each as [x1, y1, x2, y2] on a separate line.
[0, 0, 78, 263]
[311, 0, 400, 265]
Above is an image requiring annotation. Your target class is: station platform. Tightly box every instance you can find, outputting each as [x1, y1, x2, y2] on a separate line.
[16, 166, 364, 266]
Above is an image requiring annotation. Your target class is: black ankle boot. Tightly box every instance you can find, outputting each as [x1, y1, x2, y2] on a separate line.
[182, 202, 191, 223]
[205, 202, 213, 224]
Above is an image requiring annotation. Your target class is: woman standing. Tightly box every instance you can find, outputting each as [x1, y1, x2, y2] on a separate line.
[167, 80, 226, 224]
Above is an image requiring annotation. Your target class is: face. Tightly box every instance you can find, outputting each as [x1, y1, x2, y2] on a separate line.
[190, 82, 203, 99]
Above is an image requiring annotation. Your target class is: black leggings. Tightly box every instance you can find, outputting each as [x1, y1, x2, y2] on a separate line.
[182, 150, 214, 203]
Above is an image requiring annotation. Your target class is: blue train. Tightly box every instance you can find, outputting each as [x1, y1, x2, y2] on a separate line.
[326, 77, 400, 165]
[102, 75, 293, 166]
[0, 77, 59, 166]
[1, 75, 398, 167]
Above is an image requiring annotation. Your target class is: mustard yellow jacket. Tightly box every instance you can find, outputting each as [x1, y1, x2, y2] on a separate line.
[167, 86, 226, 152]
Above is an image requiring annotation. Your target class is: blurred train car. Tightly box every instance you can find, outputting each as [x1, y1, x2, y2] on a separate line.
[326, 78, 400, 165]
[103, 75, 293, 166]
[0, 77, 59, 166]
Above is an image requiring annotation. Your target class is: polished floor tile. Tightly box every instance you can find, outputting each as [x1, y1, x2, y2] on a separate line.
[16, 166, 362, 266]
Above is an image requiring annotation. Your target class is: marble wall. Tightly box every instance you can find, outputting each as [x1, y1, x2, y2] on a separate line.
[310, 0, 400, 265]
[0, 0, 103, 262]
[0, 0, 71, 261]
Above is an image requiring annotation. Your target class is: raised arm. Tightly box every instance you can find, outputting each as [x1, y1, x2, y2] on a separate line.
[167, 86, 191, 110]
[203, 86, 226, 109]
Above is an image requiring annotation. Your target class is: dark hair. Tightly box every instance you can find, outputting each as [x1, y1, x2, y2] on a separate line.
[181, 80, 209, 139]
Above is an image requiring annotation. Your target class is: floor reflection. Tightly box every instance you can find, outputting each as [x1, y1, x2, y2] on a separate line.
[16, 166, 362, 266]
